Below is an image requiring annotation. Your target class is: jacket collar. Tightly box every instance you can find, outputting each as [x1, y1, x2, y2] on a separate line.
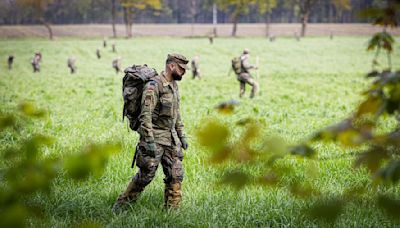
[160, 71, 173, 87]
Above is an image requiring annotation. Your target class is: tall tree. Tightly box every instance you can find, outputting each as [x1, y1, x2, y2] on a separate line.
[294, 0, 318, 37]
[111, 0, 117, 37]
[120, 0, 161, 38]
[16, 0, 55, 39]
[332, 0, 351, 22]
[256, 0, 277, 37]
[216, 0, 257, 37]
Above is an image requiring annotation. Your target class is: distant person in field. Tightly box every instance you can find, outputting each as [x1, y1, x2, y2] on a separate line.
[208, 34, 214, 44]
[113, 53, 189, 213]
[96, 49, 101, 59]
[269, 35, 275, 42]
[67, 57, 77, 74]
[8, 55, 14, 70]
[103, 38, 107, 48]
[112, 57, 122, 73]
[112, 43, 116, 53]
[31, 52, 42, 73]
[232, 49, 259, 98]
[191, 56, 201, 79]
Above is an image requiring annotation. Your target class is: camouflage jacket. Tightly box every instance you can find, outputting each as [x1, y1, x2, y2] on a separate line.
[191, 60, 199, 71]
[32, 56, 41, 65]
[137, 72, 185, 146]
[240, 54, 255, 74]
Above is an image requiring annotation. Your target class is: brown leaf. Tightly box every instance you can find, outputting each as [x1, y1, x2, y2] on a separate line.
[308, 198, 344, 223]
[354, 146, 389, 173]
[378, 195, 400, 219]
[215, 100, 240, 114]
[220, 170, 249, 190]
[197, 120, 230, 151]
[356, 96, 384, 118]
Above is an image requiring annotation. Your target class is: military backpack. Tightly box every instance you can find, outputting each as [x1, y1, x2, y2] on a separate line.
[122, 64, 158, 131]
[231, 57, 242, 74]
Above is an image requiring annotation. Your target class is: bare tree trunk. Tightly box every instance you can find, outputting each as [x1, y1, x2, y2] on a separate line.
[190, 0, 196, 37]
[128, 22, 132, 38]
[296, 0, 317, 37]
[123, 7, 132, 38]
[300, 11, 309, 37]
[42, 20, 53, 40]
[265, 12, 271, 37]
[212, 3, 217, 37]
[232, 20, 238, 37]
[231, 14, 239, 37]
[289, 4, 295, 23]
[123, 7, 128, 37]
[329, 3, 334, 23]
[111, 0, 117, 38]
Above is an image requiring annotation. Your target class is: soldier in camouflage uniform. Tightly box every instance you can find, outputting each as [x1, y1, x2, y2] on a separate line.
[112, 43, 116, 53]
[8, 55, 14, 70]
[96, 49, 101, 59]
[112, 57, 122, 74]
[191, 56, 201, 79]
[237, 49, 259, 98]
[67, 57, 77, 74]
[113, 53, 189, 212]
[31, 52, 42, 73]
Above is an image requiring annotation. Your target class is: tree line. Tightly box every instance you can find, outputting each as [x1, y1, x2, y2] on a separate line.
[0, 0, 394, 39]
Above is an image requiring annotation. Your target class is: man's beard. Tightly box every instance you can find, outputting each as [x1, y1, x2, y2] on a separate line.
[172, 70, 182, 81]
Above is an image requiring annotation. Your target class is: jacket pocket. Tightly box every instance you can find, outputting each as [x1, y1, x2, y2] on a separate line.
[159, 94, 173, 117]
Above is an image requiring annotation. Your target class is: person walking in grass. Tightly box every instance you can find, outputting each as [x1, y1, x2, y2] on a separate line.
[8, 55, 14, 70]
[232, 49, 259, 98]
[31, 52, 42, 73]
[191, 56, 201, 79]
[67, 57, 77, 74]
[113, 54, 189, 212]
[112, 57, 122, 74]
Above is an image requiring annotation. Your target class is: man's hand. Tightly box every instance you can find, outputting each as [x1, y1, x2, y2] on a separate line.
[145, 142, 157, 157]
[180, 137, 189, 150]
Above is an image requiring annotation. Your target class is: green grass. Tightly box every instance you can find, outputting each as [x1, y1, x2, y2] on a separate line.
[1, 36, 400, 227]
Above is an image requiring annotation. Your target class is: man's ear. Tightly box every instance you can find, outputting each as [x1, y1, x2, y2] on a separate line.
[170, 63, 177, 71]
[166, 63, 172, 70]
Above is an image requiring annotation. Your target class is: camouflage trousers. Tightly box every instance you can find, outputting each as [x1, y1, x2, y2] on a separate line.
[115, 143, 184, 208]
[238, 73, 259, 98]
[32, 63, 40, 73]
[192, 69, 201, 79]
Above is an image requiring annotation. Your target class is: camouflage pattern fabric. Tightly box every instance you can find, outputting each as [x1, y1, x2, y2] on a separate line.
[96, 49, 101, 59]
[238, 73, 259, 98]
[114, 71, 186, 211]
[137, 72, 185, 146]
[240, 54, 256, 74]
[31, 53, 41, 73]
[236, 54, 259, 98]
[115, 143, 184, 208]
[67, 58, 77, 74]
[191, 58, 201, 79]
[208, 35, 214, 44]
[8, 55, 14, 70]
[112, 58, 122, 73]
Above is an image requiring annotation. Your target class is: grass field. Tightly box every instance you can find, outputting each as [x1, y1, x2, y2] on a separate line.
[1, 37, 400, 227]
